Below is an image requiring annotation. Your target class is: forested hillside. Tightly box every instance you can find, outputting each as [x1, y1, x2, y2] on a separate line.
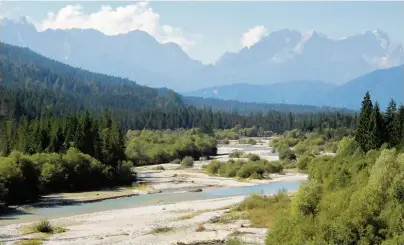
[0, 43, 356, 132]
[0, 42, 183, 116]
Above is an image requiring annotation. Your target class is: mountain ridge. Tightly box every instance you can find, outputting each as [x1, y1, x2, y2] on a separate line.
[185, 65, 404, 109]
[1, 18, 403, 91]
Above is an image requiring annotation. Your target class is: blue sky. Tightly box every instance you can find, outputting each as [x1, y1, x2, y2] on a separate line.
[1, 1, 403, 64]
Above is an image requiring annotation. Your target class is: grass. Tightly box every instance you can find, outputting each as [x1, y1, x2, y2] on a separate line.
[225, 238, 248, 245]
[220, 192, 291, 228]
[149, 226, 174, 234]
[14, 240, 43, 245]
[21, 220, 67, 235]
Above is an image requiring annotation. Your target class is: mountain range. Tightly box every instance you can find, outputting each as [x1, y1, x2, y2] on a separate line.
[1, 17, 403, 92]
[185, 65, 403, 110]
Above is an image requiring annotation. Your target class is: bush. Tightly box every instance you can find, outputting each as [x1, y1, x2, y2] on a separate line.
[181, 156, 194, 168]
[229, 151, 244, 158]
[31, 220, 54, 233]
[237, 163, 264, 179]
[247, 139, 257, 145]
[278, 144, 297, 161]
[205, 160, 221, 175]
[205, 158, 282, 179]
[294, 142, 309, 155]
[247, 153, 260, 161]
[296, 155, 313, 171]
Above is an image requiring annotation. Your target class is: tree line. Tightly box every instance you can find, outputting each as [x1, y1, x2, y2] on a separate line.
[0, 111, 133, 205]
[356, 91, 404, 152]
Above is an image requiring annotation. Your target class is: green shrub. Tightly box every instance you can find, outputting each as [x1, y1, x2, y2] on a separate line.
[278, 144, 297, 161]
[32, 220, 53, 233]
[237, 163, 264, 179]
[180, 156, 194, 168]
[294, 142, 309, 155]
[229, 151, 244, 158]
[265, 161, 285, 174]
[205, 160, 221, 175]
[297, 155, 313, 171]
[247, 153, 260, 161]
[247, 139, 257, 145]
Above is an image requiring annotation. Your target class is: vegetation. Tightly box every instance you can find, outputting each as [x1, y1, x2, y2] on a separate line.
[125, 129, 217, 166]
[221, 192, 291, 228]
[205, 158, 283, 179]
[21, 219, 67, 235]
[14, 240, 43, 245]
[0, 111, 134, 205]
[180, 156, 194, 168]
[262, 92, 404, 245]
[0, 148, 133, 205]
[229, 151, 244, 158]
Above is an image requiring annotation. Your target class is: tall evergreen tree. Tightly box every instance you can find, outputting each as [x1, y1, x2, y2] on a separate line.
[399, 105, 404, 145]
[385, 99, 401, 148]
[355, 91, 373, 152]
[369, 102, 383, 149]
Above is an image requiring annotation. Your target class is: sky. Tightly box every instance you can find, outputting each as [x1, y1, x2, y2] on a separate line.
[1, 1, 403, 64]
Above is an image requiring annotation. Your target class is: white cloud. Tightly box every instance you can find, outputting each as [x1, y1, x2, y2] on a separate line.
[36, 2, 196, 51]
[241, 25, 267, 48]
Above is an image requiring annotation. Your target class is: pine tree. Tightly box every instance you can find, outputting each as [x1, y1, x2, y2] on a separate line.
[355, 91, 373, 152]
[369, 102, 383, 149]
[385, 99, 401, 148]
[399, 105, 404, 145]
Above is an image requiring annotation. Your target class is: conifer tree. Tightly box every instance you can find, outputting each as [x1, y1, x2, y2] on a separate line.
[356, 91, 373, 152]
[385, 99, 401, 148]
[399, 105, 404, 144]
[369, 102, 383, 149]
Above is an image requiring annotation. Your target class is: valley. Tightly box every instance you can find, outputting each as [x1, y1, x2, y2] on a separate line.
[0, 140, 306, 245]
[0, 3, 403, 245]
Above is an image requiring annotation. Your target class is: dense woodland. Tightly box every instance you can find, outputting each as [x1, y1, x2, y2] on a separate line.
[0, 42, 357, 132]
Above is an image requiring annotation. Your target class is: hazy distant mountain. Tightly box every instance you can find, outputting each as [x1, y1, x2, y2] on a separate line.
[1, 18, 403, 91]
[186, 65, 404, 109]
[0, 17, 203, 90]
[327, 65, 403, 109]
[215, 29, 404, 85]
[184, 81, 336, 106]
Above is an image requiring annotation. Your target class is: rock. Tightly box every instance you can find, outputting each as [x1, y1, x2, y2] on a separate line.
[188, 188, 203, 192]
[207, 216, 220, 224]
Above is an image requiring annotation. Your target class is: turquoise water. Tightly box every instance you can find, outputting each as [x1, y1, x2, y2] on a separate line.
[0, 180, 303, 224]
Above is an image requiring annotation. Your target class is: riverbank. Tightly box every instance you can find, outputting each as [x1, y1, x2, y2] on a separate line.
[0, 140, 307, 244]
[0, 196, 268, 245]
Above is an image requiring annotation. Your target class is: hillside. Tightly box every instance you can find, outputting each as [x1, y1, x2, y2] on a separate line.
[0, 42, 183, 116]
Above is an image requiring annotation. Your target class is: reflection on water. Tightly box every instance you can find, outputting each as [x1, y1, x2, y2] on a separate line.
[0, 180, 304, 225]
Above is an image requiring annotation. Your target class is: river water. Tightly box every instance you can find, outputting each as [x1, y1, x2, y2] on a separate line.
[0, 180, 303, 225]
[1, 142, 301, 225]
